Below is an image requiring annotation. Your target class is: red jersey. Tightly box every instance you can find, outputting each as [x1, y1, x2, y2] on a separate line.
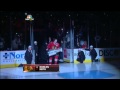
[47, 42, 60, 50]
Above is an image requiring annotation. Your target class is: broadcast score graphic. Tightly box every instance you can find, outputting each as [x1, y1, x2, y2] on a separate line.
[23, 64, 59, 72]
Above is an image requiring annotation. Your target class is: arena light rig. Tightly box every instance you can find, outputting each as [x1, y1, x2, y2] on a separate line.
[25, 15, 34, 21]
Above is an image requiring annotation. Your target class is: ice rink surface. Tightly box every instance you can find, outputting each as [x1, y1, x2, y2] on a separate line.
[0, 62, 120, 79]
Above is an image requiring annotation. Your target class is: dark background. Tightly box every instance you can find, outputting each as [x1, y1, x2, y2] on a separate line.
[1, 11, 120, 49]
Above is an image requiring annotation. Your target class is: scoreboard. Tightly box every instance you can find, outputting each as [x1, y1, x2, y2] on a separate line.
[23, 64, 59, 72]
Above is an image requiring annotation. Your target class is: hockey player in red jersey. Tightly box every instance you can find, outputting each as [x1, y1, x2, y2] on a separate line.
[47, 39, 60, 64]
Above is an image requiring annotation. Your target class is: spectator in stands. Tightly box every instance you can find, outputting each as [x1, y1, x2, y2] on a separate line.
[12, 37, 19, 50]
[34, 41, 39, 64]
[82, 41, 87, 49]
[76, 42, 80, 48]
[59, 40, 64, 63]
[0, 36, 5, 51]
[49, 37, 52, 43]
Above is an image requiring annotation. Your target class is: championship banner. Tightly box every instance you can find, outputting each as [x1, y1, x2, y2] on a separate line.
[23, 64, 59, 72]
[48, 48, 62, 56]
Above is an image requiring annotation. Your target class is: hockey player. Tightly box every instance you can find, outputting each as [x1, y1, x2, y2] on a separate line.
[47, 39, 60, 64]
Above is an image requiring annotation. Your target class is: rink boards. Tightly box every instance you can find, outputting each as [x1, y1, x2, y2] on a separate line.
[0, 50, 27, 68]
[0, 48, 120, 68]
[64, 48, 120, 63]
